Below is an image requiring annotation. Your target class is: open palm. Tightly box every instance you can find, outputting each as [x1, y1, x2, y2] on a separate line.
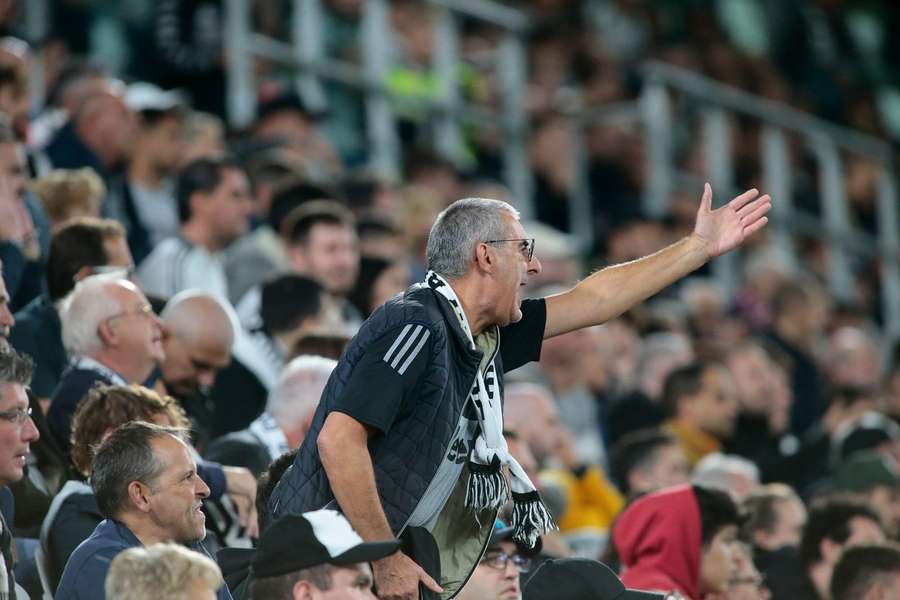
[693, 183, 772, 258]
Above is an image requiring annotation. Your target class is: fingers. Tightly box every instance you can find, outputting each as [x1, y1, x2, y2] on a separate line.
[419, 568, 444, 593]
[739, 198, 772, 224]
[700, 182, 713, 212]
[729, 188, 760, 211]
[743, 216, 769, 236]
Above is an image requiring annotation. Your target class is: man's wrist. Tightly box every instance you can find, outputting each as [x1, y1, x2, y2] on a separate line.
[687, 232, 714, 263]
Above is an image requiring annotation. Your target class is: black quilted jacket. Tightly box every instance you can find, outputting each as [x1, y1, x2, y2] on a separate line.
[269, 283, 500, 534]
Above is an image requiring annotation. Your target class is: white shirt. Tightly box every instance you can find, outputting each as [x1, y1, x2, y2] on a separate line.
[137, 237, 229, 300]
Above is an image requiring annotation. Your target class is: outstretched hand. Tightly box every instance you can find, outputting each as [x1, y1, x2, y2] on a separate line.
[692, 183, 771, 259]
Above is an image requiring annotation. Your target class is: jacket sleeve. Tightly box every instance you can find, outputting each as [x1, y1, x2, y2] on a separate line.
[330, 321, 435, 435]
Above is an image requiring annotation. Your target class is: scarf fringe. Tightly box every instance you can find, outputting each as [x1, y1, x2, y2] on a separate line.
[465, 462, 510, 511]
[511, 491, 557, 548]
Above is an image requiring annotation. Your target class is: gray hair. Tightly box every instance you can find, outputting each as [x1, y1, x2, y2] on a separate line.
[60, 275, 130, 357]
[267, 355, 337, 428]
[692, 452, 760, 496]
[425, 197, 519, 278]
[0, 346, 32, 387]
[106, 542, 223, 600]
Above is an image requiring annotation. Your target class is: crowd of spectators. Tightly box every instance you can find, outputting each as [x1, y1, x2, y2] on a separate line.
[0, 0, 892, 599]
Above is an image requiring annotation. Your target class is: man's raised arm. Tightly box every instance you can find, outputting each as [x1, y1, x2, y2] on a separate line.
[544, 184, 771, 339]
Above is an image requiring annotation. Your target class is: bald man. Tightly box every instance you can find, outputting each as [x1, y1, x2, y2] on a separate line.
[160, 291, 235, 446]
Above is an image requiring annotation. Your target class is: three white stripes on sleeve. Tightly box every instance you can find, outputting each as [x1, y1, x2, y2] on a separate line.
[383, 324, 431, 375]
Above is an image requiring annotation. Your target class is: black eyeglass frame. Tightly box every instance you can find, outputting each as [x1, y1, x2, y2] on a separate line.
[483, 238, 535, 262]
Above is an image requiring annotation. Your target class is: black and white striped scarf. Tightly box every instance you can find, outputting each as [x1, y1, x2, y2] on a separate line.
[426, 271, 555, 547]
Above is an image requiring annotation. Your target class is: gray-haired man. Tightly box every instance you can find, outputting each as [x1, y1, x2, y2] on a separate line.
[271, 185, 771, 599]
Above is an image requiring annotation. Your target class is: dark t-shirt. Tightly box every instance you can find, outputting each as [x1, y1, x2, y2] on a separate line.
[330, 298, 546, 436]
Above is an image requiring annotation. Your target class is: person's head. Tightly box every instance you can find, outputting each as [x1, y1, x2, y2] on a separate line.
[831, 451, 900, 537]
[741, 483, 807, 551]
[831, 543, 900, 600]
[355, 212, 405, 259]
[771, 280, 827, 342]
[180, 111, 225, 166]
[460, 523, 535, 600]
[105, 542, 223, 600]
[176, 156, 253, 249]
[0, 117, 27, 201]
[126, 83, 187, 177]
[609, 428, 690, 497]
[0, 62, 29, 134]
[260, 274, 331, 343]
[61, 277, 164, 382]
[613, 484, 741, 597]
[91, 421, 210, 544]
[347, 256, 409, 318]
[256, 448, 299, 533]
[0, 260, 14, 348]
[0, 346, 37, 486]
[47, 217, 131, 302]
[663, 362, 738, 440]
[706, 542, 770, 600]
[283, 200, 359, 296]
[31, 168, 105, 231]
[160, 291, 236, 397]
[827, 326, 881, 389]
[633, 331, 695, 400]
[426, 198, 541, 327]
[267, 355, 336, 448]
[503, 382, 569, 466]
[249, 510, 400, 600]
[692, 453, 760, 501]
[801, 497, 885, 577]
[694, 485, 743, 595]
[70, 384, 189, 476]
[72, 86, 136, 168]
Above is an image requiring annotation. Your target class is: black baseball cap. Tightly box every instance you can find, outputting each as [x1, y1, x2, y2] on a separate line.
[251, 510, 401, 579]
[524, 558, 667, 600]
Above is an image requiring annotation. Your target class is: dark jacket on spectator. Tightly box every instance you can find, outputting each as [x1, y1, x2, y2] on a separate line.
[10, 295, 65, 399]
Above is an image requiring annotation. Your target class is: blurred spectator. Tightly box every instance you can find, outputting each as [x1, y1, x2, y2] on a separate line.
[107, 83, 187, 263]
[742, 483, 808, 554]
[225, 176, 335, 306]
[138, 157, 252, 300]
[826, 326, 882, 390]
[530, 113, 576, 233]
[706, 542, 770, 600]
[206, 355, 337, 477]
[9, 218, 130, 403]
[788, 498, 886, 600]
[766, 280, 829, 434]
[47, 277, 164, 449]
[347, 255, 410, 319]
[608, 428, 690, 498]
[661, 363, 739, 467]
[505, 382, 623, 559]
[606, 331, 694, 445]
[211, 275, 332, 438]
[0, 60, 29, 140]
[180, 112, 225, 166]
[0, 117, 49, 312]
[0, 261, 13, 350]
[159, 291, 236, 449]
[30, 168, 104, 232]
[355, 212, 406, 260]
[289, 332, 351, 362]
[521, 221, 580, 291]
[457, 520, 539, 600]
[831, 451, 900, 538]
[54, 421, 230, 599]
[830, 542, 900, 600]
[106, 542, 224, 600]
[43, 80, 135, 178]
[691, 453, 760, 501]
[403, 149, 461, 206]
[613, 485, 741, 599]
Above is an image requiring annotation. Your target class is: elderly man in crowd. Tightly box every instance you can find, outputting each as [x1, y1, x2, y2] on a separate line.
[46, 276, 163, 449]
[270, 185, 771, 599]
[55, 421, 233, 599]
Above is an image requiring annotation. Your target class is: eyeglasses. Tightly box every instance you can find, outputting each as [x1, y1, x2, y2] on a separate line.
[0, 406, 31, 425]
[484, 238, 535, 262]
[107, 303, 156, 322]
[480, 551, 531, 573]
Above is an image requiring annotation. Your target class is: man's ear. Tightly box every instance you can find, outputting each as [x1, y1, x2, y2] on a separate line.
[473, 242, 495, 274]
[127, 480, 153, 513]
[291, 579, 315, 600]
[97, 318, 117, 347]
[188, 192, 209, 222]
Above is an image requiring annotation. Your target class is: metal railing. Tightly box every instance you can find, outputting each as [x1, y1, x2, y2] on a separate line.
[222, 1, 899, 356]
[641, 61, 900, 358]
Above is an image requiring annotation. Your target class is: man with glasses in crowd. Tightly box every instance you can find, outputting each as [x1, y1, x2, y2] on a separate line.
[457, 520, 537, 600]
[0, 345, 39, 598]
[271, 187, 771, 600]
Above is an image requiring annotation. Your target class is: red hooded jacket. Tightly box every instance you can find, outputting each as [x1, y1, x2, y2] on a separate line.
[613, 485, 702, 600]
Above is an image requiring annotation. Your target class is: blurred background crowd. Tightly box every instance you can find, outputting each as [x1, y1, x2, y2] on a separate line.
[0, 0, 896, 599]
